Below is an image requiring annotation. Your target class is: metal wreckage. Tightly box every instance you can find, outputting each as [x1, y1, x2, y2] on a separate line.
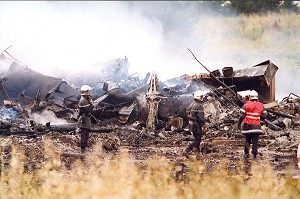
[0, 49, 300, 172]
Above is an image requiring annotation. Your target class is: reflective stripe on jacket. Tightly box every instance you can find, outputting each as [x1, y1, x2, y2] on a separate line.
[241, 123, 263, 134]
[241, 101, 264, 125]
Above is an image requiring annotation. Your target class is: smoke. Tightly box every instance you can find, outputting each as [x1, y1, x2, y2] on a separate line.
[30, 109, 68, 125]
[0, 1, 299, 100]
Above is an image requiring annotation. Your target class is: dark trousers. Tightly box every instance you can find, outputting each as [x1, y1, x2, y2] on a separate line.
[244, 134, 259, 156]
[80, 128, 90, 151]
[186, 121, 202, 152]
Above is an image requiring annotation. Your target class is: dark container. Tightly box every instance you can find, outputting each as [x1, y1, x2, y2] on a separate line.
[210, 69, 221, 78]
[222, 67, 234, 77]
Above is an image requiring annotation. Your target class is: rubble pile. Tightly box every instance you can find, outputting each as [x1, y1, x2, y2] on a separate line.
[0, 91, 299, 173]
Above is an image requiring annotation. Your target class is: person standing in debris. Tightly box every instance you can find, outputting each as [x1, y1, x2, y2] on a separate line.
[238, 90, 267, 159]
[77, 85, 94, 153]
[183, 90, 207, 156]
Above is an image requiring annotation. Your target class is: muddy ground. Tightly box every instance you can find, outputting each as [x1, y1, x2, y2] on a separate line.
[1, 121, 299, 175]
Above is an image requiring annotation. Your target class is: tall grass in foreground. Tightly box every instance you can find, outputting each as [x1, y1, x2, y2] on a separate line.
[1, 143, 300, 199]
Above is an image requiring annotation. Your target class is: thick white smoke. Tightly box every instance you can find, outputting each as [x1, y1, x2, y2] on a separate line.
[0, 1, 167, 78]
[0, 1, 299, 100]
[31, 110, 68, 125]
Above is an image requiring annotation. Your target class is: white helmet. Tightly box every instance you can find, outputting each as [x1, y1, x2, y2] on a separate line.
[80, 85, 92, 95]
[193, 90, 208, 100]
[249, 90, 258, 100]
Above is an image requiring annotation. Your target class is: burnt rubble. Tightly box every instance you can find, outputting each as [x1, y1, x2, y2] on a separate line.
[1, 50, 300, 173]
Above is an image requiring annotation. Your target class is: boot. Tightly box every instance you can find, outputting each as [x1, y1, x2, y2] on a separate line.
[193, 147, 200, 154]
[81, 146, 86, 154]
[182, 148, 191, 157]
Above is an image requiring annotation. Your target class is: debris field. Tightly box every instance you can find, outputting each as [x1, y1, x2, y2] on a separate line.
[0, 50, 300, 174]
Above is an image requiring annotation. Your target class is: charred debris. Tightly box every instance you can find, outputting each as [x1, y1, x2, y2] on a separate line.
[0, 50, 299, 170]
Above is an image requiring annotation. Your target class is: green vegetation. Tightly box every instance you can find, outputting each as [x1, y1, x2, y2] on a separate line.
[230, 0, 299, 14]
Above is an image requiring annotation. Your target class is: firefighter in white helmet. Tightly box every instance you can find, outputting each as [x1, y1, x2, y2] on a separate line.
[183, 90, 208, 156]
[77, 85, 94, 152]
[238, 90, 267, 159]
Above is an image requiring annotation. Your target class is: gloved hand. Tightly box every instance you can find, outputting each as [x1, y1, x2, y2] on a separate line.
[75, 109, 80, 119]
[202, 126, 208, 134]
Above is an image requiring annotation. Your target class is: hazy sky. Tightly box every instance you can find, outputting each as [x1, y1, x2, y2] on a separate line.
[0, 1, 299, 100]
[0, 1, 205, 79]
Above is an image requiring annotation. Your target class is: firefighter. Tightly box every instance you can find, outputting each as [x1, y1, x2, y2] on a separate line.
[77, 85, 94, 153]
[238, 90, 267, 158]
[183, 90, 207, 156]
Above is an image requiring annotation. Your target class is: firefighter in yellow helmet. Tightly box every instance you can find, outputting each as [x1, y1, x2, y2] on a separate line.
[77, 85, 94, 153]
[183, 90, 208, 156]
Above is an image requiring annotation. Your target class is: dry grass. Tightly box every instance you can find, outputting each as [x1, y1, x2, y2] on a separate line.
[194, 12, 300, 69]
[227, 12, 300, 40]
[1, 141, 300, 199]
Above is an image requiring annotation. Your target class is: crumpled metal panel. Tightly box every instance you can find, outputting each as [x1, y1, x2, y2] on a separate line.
[3, 62, 62, 99]
[234, 60, 278, 86]
[1, 61, 80, 106]
[234, 65, 268, 78]
[188, 60, 279, 102]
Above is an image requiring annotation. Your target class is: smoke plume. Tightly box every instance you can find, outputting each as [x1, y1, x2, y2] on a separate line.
[0, 1, 299, 100]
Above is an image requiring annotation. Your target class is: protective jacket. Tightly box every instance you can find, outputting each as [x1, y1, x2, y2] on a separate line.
[186, 100, 205, 125]
[238, 100, 267, 135]
[77, 95, 94, 130]
[184, 99, 206, 153]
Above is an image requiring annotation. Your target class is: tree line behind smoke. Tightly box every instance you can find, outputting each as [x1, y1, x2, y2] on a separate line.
[141, 1, 300, 16]
[230, 0, 299, 14]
